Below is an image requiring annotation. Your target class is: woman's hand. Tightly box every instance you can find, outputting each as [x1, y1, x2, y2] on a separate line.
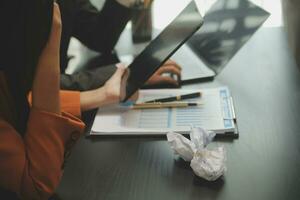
[80, 60, 181, 112]
[32, 3, 62, 114]
[103, 64, 129, 104]
[80, 64, 130, 111]
[42, 3, 62, 56]
[145, 60, 182, 86]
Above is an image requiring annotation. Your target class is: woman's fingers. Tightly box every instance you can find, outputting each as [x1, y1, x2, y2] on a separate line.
[156, 65, 181, 77]
[128, 91, 139, 102]
[113, 63, 128, 80]
[48, 3, 62, 46]
[152, 76, 179, 85]
[114, 67, 126, 80]
[163, 60, 182, 70]
[53, 3, 62, 26]
[103, 63, 130, 103]
[120, 69, 129, 101]
[144, 59, 182, 86]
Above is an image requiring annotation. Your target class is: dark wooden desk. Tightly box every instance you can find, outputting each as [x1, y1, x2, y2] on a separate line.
[56, 26, 300, 200]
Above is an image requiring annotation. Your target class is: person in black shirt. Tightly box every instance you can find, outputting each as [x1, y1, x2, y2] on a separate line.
[58, 0, 181, 91]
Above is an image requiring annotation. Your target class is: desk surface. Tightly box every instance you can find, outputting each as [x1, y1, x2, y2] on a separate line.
[57, 2, 300, 200]
[57, 27, 300, 200]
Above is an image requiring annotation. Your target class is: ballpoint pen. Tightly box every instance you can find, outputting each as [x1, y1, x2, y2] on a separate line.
[144, 92, 201, 103]
[132, 101, 203, 109]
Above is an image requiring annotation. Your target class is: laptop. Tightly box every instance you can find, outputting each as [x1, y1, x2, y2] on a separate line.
[171, 0, 270, 83]
[124, 0, 203, 101]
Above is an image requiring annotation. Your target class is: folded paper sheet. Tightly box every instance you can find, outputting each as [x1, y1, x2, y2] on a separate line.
[167, 127, 226, 181]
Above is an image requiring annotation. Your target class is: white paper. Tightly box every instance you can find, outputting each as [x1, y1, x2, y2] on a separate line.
[167, 132, 196, 161]
[191, 146, 226, 181]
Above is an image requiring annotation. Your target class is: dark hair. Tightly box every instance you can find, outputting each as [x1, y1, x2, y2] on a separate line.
[0, 0, 54, 135]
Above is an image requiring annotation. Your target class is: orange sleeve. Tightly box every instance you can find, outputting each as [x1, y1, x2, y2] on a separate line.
[59, 90, 81, 118]
[0, 109, 85, 199]
[28, 90, 82, 118]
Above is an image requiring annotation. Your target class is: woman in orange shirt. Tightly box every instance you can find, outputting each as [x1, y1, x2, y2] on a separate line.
[0, 1, 129, 199]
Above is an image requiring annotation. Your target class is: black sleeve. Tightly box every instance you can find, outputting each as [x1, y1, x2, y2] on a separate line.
[72, 0, 132, 54]
[60, 64, 117, 91]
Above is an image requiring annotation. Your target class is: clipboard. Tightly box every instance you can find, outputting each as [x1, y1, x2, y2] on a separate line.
[89, 87, 239, 138]
[218, 91, 239, 138]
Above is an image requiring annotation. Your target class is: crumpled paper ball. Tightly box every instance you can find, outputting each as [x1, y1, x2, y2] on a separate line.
[167, 127, 226, 181]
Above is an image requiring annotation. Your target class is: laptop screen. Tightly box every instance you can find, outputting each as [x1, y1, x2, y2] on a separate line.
[187, 0, 270, 74]
[124, 0, 203, 101]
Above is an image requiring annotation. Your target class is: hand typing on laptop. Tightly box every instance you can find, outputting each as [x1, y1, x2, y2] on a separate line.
[145, 59, 182, 87]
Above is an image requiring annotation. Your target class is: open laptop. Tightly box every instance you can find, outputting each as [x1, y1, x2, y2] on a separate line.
[124, 0, 204, 100]
[171, 0, 270, 83]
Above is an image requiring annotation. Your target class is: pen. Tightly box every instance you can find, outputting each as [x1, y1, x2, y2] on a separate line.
[144, 92, 201, 103]
[132, 102, 203, 109]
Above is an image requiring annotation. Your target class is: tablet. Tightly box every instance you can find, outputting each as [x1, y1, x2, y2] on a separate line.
[124, 0, 203, 101]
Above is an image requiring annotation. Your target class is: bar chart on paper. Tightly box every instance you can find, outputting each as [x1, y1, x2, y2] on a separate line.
[135, 105, 218, 129]
[125, 88, 233, 131]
